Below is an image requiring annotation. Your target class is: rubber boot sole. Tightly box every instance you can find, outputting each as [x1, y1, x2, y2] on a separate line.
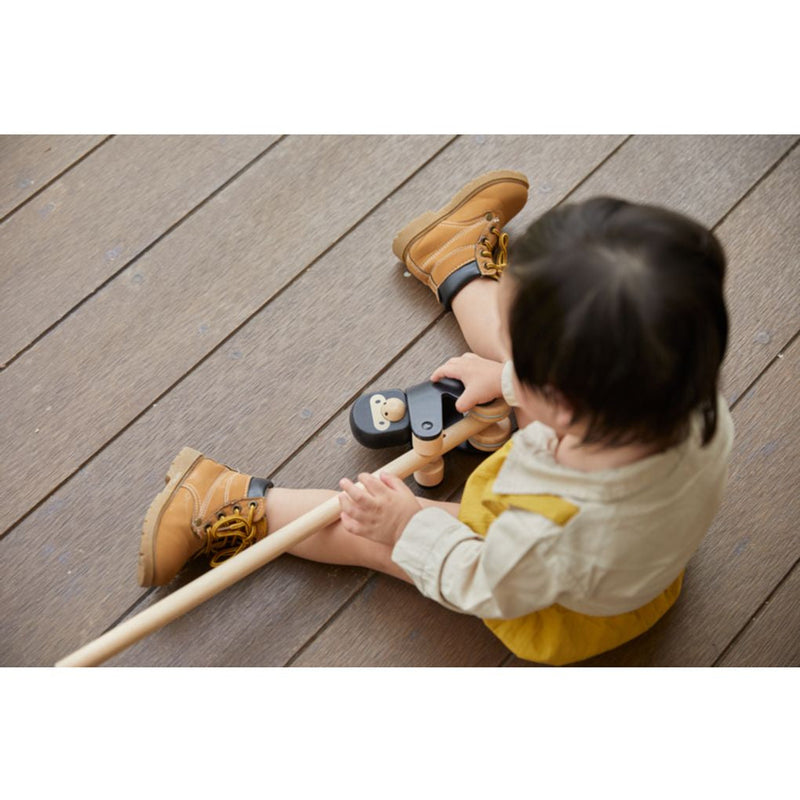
[391, 169, 529, 263]
[138, 446, 204, 587]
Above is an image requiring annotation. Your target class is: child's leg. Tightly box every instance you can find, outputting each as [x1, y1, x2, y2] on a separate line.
[450, 278, 506, 362]
[449, 277, 533, 428]
[267, 488, 460, 583]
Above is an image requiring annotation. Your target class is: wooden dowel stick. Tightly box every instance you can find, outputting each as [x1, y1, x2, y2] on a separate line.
[55, 406, 507, 667]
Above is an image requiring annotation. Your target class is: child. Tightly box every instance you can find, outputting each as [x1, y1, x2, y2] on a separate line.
[137, 171, 734, 665]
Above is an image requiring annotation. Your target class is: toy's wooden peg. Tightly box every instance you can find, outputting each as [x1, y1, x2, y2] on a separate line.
[411, 433, 443, 458]
[413, 458, 445, 487]
[411, 433, 444, 487]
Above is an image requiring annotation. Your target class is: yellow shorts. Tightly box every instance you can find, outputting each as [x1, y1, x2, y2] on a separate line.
[459, 441, 682, 666]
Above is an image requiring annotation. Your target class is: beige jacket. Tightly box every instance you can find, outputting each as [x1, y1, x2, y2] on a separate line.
[392, 398, 734, 619]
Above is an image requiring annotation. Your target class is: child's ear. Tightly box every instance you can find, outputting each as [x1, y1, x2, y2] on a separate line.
[550, 390, 575, 430]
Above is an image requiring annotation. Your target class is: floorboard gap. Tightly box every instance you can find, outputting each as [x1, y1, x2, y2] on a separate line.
[0, 135, 115, 227]
[283, 573, 376, 666]
[99, 588, 158, 639]
[558, 134, 633, 202]
[712, 554, 800, 666]
[710, 137, 799, 233]
[265, 313, 448, 480]
[729, 328, 800, 411]
[1, 136, 286, 371]
[0, 136, 458, 540]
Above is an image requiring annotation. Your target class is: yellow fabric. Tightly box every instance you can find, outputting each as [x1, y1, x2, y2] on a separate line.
[458, 440, 683, 665]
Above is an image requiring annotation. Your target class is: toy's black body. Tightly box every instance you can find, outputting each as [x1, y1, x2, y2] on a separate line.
[349, 379, 467, 450]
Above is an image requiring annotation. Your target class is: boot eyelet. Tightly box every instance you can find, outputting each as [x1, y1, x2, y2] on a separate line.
[217, 512, 225, 520]
[249, 502, 257, 509]
[205, 524, 211, 532]
[484, 212, 494, 221]
[233, 505, 241, 513]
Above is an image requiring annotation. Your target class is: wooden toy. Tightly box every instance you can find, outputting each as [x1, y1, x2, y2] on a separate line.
[350, 378, 513, 486]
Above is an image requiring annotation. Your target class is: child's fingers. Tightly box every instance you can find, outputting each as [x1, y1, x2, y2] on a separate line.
[340, 511, 362, 535]
[454, 390, 477, 412]
[430, 354, 467, 383]
[338, 491, 354, 513]
[339, 492, 374, 529]
[339, 477, 375, 507]
[359, 472, 389, 497]
[379, 472, 409, 493]
[338, 492, 359, 522]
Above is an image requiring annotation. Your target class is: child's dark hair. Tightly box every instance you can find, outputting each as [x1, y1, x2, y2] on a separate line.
[507, 197, 728, 448]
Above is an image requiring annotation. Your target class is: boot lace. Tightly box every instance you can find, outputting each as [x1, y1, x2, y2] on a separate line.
[479, 224, 509, 277]
[202, 502, 260, 567]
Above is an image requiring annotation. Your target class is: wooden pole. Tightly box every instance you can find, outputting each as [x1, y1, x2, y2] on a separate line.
[55, 403, 508, 667]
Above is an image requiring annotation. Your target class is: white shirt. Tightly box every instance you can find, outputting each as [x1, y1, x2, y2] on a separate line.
[392, 398, 735, 618]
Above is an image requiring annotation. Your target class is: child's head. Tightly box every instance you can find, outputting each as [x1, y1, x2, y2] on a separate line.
[502, 196, 729, 448]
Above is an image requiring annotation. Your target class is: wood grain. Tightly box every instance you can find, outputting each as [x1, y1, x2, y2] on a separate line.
[3, 135, 794, 668]
[715, 145, 800, 404]
[0, 135, 451, 535]
[291, 575, 509, 667]
[0, 134, 107, 220]
[105, 558, 371, 667]
[0, 134, 278, 365]
[0, 136, 624, 667]
[568, 135, 796, 227]
[716, 561, 800, 667]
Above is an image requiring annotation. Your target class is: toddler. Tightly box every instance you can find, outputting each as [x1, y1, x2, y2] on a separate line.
[137, 171, 733, 665]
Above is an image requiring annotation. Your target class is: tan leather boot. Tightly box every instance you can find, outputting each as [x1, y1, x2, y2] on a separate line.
[392, 170, 529, 309]
[138, 447, 273, 586]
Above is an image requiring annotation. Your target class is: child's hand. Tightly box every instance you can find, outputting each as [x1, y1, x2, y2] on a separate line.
[338, 472, 422, 547]
[431, 352, 504, 412]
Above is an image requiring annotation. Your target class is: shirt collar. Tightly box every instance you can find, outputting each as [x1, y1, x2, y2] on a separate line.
[492, 420, 690, 503]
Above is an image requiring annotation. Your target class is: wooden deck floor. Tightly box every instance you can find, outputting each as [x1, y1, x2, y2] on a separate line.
[1, 134, 798, 668]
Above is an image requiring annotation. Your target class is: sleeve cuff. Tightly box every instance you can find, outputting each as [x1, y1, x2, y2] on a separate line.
[501, 360, 519, 407]
[391, 507, 482, 603]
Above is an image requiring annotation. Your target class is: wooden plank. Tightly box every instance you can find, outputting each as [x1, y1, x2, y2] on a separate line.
[716, 145, 800, 403]
[568, 135, 796, 228]
[716, 561, 800, 667]
[0, 135, 451, 535]
[292, 575, 508, 667]
[0, 134, 278, 366]
[0, 135, 625, 666]
[105, 558, 371, 667]
[0, 134, 107, 220]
